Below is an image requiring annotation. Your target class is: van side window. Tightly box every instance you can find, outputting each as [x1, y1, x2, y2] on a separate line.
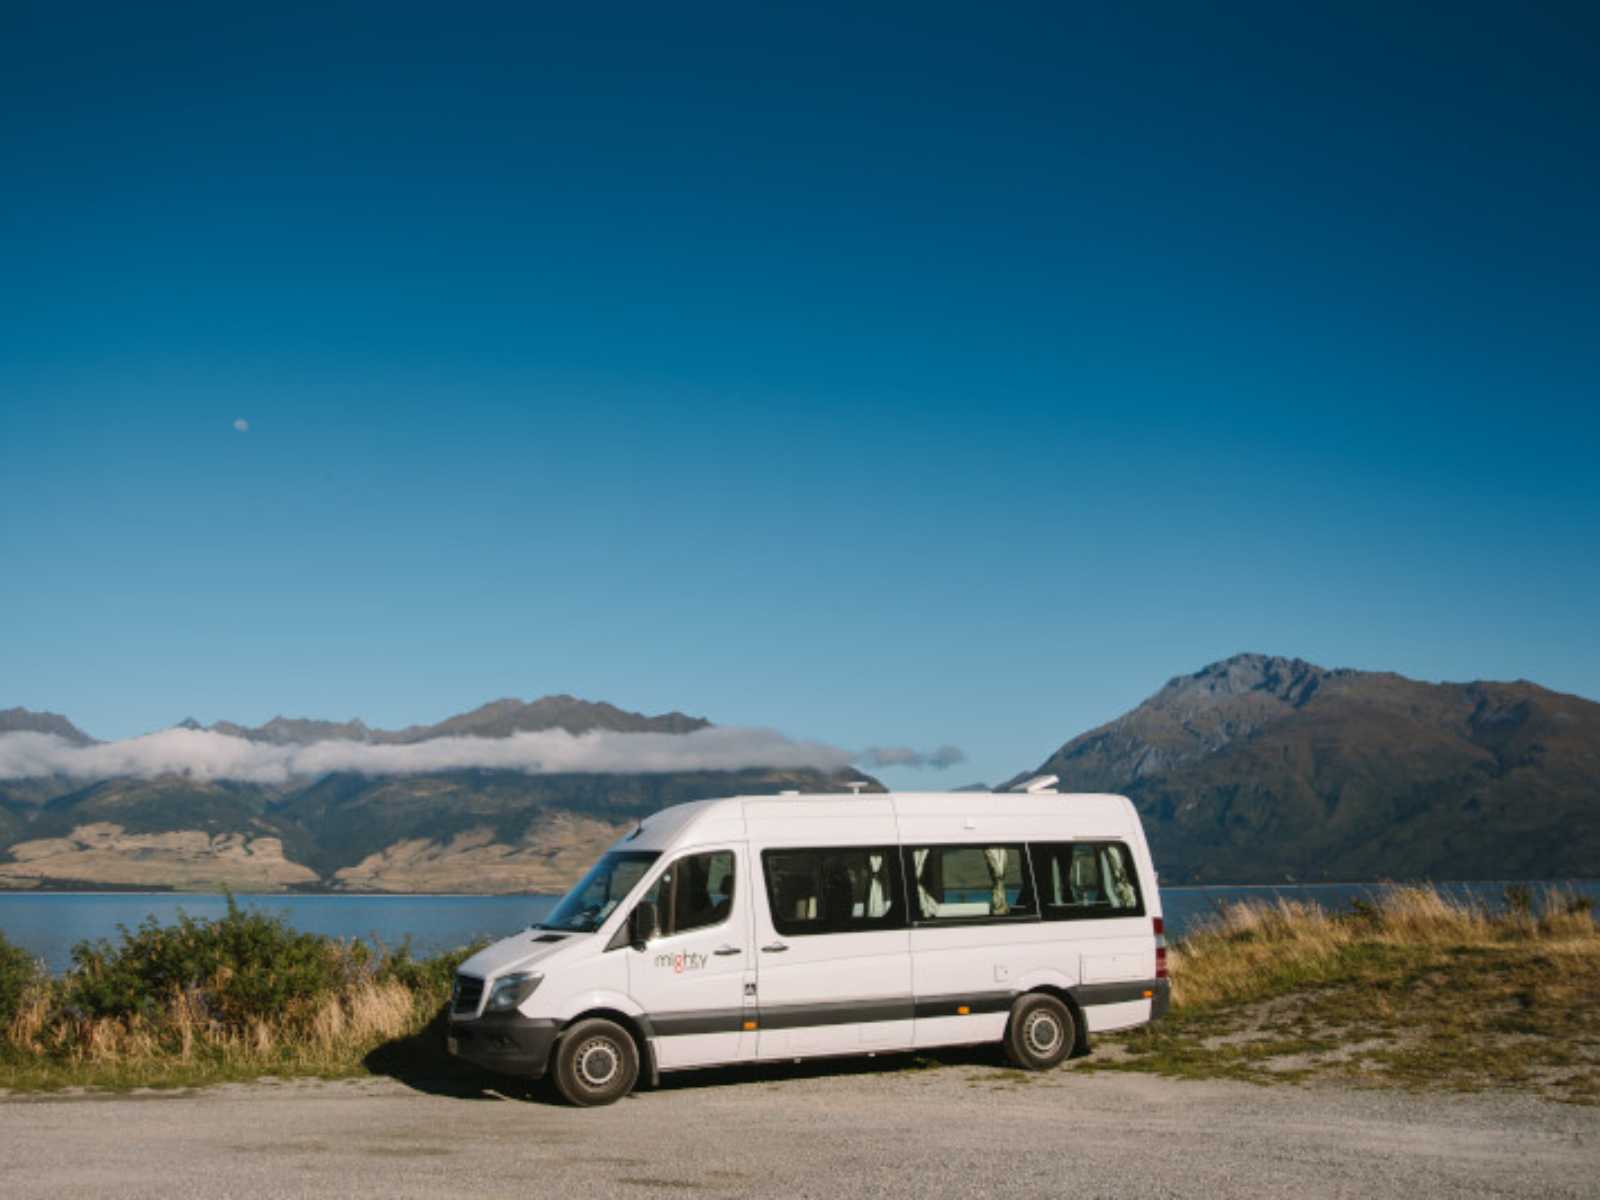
[761, 848, 906, 936]
[640, 850, 736, 937]
[1030, 842, 1145, 919]
[903, 845, 1036, 922]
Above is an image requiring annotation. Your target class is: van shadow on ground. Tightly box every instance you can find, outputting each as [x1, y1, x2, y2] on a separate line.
[361, 1006, 536, 1101]
[363, 1007, 1022, 1105]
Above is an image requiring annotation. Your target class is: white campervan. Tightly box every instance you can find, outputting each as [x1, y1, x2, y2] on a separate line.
[447, 782, 1168, 1105]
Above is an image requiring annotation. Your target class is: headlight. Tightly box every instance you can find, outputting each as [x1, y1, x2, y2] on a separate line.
[484, 971, 543, 1013]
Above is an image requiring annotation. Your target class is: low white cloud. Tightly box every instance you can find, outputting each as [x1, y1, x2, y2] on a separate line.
[0, 727, 856, 785]
[233, 418, 250, 433]
[860, 744, 966, 770]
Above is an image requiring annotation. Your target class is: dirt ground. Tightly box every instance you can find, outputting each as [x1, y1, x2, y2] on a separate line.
[3, 1053, 1596, 1199]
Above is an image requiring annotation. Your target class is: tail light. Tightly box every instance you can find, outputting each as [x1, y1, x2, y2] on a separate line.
[1154, 916, 1168, 979]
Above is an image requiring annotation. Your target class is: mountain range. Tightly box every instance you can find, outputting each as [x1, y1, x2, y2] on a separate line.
[1005, 654, 1600, 883]
[0, 699, 873, 892]
[2, 655, 1596, 891]
[191, 695, 712, 745]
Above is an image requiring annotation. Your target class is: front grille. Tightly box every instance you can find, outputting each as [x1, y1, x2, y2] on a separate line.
[452, 974, 484, 1015]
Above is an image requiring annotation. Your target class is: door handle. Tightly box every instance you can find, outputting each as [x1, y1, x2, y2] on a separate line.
[761, 942, 789, 953]
[713, 945, 742, 956]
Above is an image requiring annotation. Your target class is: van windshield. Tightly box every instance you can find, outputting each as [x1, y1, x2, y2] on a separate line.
[538, 850, 661, 933]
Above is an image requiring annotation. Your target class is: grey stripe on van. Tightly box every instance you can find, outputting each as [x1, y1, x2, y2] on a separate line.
[1070, 980, 1162, 1007]
[648, 992, 1009, 1036]
[645, 982, 1162, 1038]
[911, 992, 1014, 1019]
[761, 997, 915, 1028]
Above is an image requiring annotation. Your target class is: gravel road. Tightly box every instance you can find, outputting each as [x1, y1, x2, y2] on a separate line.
[3, 1056, 1596, 1199]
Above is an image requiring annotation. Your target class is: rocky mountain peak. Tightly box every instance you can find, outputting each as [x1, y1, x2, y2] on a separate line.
[1009, 657, 1600, 884]
[0, 707, 95, 745]
[208, 717, 375, 745]
[1157, 653, 1336, 709]
[388, 695, 712, 742]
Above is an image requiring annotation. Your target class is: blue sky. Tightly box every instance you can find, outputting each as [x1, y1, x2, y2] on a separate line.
[3, 2, 1597, 787]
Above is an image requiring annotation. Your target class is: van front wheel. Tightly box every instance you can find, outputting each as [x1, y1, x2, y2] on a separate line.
[1004, 994, 1075, 1070]
[552, 1018, 639, 1106]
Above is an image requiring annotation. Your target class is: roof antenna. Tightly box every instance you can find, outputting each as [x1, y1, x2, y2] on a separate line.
[1011, 774, 1059, 794]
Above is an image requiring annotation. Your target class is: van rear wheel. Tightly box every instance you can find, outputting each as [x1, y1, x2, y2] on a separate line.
[1004, 994, 1075, 1070]
[552, 1018, 639, 1107]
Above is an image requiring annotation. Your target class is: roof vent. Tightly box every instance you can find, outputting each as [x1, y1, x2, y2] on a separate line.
[1011, 774, 1059, 795]
[842, 781, 867, 795]
[779, 790, 800, 796]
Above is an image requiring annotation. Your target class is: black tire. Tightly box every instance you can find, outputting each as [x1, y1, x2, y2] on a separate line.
[1004, 993, 1076, 1070]
[551, 1018, 639, 1107]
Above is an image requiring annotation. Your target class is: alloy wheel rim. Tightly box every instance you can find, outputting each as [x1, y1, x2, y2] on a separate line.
[575, 1037, 621, 1088]
[1024, 1010, 1063, 1057]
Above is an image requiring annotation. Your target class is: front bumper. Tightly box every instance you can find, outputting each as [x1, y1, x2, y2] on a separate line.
[446, 1012, 560, 1079]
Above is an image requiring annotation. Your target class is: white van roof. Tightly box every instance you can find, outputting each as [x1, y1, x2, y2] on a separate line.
[625, 791, 1140, 853]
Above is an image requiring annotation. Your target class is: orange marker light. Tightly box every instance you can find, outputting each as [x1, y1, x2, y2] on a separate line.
[1142, 990, 1153, 999]
[957, 1005, 971, 1015]
[743, 1020, 758, 1031]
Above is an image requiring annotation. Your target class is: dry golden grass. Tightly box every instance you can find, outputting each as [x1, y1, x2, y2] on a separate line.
[1106, 884, 1600, 1103]
[6, 885, 1596, 1099]
[5, 978, 53, 1052]
[1172, 885, 1502, 1008]
[1, 968, 447, 1091]
[1168, 884, 1600, 1009]
[0, 898, 485, 1092]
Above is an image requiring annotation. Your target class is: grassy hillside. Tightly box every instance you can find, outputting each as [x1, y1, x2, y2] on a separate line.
[1094, 885, 1599, 1103]
[0, 697, 879, 891]
[0, 767, 875, 892]
[273, 766, 870, 878]
[0, 801, 22, 850]
[27, 778, 297, 844]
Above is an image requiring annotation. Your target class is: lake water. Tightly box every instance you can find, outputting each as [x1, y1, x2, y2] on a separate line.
[2, 881, 1596, 975]
[0, 893, 559, 975]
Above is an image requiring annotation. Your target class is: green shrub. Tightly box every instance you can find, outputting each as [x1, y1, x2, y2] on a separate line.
[375, 937, 487, 1002]
[66, 894, 355, 1028]
[0, 928, 41, 1028]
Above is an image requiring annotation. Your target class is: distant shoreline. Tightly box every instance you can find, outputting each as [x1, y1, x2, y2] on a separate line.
[3, 878, 1598, 899]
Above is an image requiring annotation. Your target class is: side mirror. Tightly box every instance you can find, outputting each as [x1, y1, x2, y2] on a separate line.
[629, 900, 659, 948]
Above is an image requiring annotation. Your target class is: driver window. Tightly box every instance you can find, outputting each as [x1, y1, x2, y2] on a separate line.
[641, 850, 736, 938]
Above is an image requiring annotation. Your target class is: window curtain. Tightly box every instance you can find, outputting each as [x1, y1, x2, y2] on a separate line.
[984, 847, 1011, 916]
[1071, 848, 1097, 901]
[912, 849, 939, 918]
[866, 852, 889, 918]
[1101, 846, 1137, 909]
